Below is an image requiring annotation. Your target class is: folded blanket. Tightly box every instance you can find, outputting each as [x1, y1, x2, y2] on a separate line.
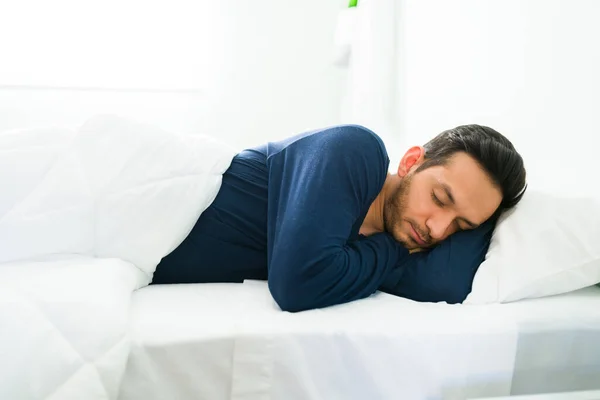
[0, 114, 236, 278]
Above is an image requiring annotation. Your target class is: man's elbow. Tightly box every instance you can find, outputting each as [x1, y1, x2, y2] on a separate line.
[272, 295, 309, 313]
[268, 278, 313, 312]
[268, 255, 345, 312]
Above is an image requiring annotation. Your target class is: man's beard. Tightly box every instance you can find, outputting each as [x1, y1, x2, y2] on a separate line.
[383, 174, 431, 249]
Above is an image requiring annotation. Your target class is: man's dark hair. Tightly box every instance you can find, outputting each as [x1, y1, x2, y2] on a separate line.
[417, 124, 527, 217]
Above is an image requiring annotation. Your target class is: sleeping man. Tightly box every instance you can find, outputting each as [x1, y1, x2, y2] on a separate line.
[151, 124, 526, 312]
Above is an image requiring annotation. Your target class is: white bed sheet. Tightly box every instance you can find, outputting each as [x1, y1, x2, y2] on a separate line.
[119, 282, 600, 400]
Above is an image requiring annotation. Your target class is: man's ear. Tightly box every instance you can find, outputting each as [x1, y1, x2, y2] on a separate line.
[397, 146, 425, 177]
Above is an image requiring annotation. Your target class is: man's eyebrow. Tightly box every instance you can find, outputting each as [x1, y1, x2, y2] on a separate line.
[440, 183, 478, 229]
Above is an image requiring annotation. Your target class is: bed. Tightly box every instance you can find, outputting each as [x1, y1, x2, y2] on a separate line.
[119, 281, 600, 400]
[3, 116, 599, 400]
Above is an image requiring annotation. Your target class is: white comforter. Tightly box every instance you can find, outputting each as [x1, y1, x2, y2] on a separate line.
[0, 115, 236, 399]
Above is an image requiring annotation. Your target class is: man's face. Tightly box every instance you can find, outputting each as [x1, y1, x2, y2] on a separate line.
[384, 151, 502, 250]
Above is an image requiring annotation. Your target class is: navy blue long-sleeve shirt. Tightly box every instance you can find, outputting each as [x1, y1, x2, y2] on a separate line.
[152, 125, 494, 311]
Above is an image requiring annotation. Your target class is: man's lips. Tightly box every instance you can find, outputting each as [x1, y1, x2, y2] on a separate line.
[410, 223, 427, 246]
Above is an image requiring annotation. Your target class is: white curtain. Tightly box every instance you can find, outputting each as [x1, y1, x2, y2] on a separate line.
[334, 0, 401, 169]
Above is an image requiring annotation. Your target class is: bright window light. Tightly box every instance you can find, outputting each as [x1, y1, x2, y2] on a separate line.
[0, 0, 226, 90]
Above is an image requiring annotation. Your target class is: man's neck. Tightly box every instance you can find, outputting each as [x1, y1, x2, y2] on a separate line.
[360, 173, 392, 236]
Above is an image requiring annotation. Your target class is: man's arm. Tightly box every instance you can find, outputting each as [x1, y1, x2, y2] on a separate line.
[265, 126, 406, 312]
[380, 218, 496, 304]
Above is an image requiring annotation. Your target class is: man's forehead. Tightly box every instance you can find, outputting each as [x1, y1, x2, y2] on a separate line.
[435, 152, 493, 184]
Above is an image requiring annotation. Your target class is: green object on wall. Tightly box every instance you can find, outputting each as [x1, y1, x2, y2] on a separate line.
[348, 0, 358, 7]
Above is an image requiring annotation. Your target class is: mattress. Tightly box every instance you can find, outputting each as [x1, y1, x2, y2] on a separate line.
[119, 282, 600, 400]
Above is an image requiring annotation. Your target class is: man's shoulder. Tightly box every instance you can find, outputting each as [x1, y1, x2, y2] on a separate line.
[318, 124, 388, 154]
[266, 124, 389, 164]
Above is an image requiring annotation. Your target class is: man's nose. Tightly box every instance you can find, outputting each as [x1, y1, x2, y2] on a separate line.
[426, 213, 454, 240]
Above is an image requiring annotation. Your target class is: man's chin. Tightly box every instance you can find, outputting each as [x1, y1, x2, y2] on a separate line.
[399, 241, 428, 253]
[394, 233, 432, 252]
[393, 234, 418, 250]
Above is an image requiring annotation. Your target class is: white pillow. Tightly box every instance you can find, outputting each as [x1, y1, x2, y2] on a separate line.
[464, 190, 600, 304]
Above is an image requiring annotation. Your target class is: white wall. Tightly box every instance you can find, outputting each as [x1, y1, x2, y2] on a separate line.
[395, 0, 600, 195]
[0, 1, 345, 151]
